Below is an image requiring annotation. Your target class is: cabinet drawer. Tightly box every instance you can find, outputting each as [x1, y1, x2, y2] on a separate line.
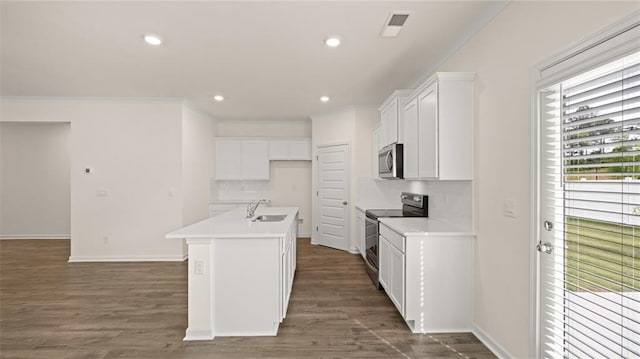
[379, 224, 404, 253]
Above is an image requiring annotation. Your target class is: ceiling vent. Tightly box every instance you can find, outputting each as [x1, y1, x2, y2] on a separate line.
[380, 12, 410, 38]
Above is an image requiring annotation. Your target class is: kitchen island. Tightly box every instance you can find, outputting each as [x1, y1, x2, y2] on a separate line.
[166, 206, 299, 341]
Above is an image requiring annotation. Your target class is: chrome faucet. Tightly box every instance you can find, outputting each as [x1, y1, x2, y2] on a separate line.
[246, 199, 270, 219]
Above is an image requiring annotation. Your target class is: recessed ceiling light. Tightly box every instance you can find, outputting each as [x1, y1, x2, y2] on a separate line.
[324, 37, 341, 47]
[143, 34, 163, 46]
[320, 96, 330, 103]
[213, 95, 224, 102]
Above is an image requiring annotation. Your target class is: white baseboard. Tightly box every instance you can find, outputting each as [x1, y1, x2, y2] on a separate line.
[183, 328, 214, 341]
[472, 322, 513, 359]
[298, 232, 311, 238]
[68, 254, 187, 262]
[0, 235, 70, 240]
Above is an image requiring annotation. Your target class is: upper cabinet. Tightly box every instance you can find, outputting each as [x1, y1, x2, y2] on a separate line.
[403, 72, 474, 180]
[378, 90, 413, 149]
[269, 139, 312, 160]
[215, 139, 270, 180]
[215, 138, 312, 181]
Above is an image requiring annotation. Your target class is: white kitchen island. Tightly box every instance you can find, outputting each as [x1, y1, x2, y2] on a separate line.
[166, 206, 299, 341]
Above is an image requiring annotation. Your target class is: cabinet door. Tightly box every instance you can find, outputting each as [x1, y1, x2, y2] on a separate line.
[389, 243, 405, 316]
[242, 141, 270, 180]
[418, 83, 438, 179]
[403, 98, 419, 179]
[379, 109, 389, 148]
[215, 140, 243, 180]
[387, 99, 398, 145]
[289, 140, 312, 160]
[269, 140, 289, 160]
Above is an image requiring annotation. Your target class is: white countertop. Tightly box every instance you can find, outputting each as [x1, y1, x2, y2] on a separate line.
[379, 217, 473, 236]
[166, 206, 299, 239]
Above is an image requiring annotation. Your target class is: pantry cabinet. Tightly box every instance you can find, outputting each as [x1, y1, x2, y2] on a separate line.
[402, 72, 474, 180]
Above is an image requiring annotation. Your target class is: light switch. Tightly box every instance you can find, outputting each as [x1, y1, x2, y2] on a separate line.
[84, 167, 94, 174]
[194, 260, 204, 275]
[503, 198, 517, 218]
[97, 188, 109, 197]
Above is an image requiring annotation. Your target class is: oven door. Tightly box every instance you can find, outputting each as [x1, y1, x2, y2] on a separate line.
[364, 215, 380, 287]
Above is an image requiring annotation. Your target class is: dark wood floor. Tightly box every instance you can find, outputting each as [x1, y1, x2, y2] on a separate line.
[0, 238, 495, 359]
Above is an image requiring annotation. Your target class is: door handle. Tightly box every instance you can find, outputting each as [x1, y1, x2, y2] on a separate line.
[537, 242, 553, 254]
[342, 201, 348, 205]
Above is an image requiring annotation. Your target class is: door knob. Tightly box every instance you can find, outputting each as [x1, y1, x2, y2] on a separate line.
[537, 242, 553, 254]
[342, 201, 348, 205]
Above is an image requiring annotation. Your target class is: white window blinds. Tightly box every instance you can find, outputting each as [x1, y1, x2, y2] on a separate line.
[541, 51, 640, 358]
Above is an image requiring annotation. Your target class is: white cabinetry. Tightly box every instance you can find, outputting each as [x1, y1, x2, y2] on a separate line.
[215, 139, 269, 180]
[379, 223, 405, 315]
[378, 90, 412, 149]
[269, 139, 311, 160]
[215, 140, 243, 180]
[403, 73, 474, 180]
[378, 222, 473, 333]
[281, 213, 298, 317]
[356, 208, 366, 258]
[402, 98, 419, 179]
[242, 141, 270, 180]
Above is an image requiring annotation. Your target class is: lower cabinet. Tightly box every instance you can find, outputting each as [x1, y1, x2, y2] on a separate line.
[379, 225, 405, 315]
[281, 214, 298, 317]
[378, 222, 472, 333]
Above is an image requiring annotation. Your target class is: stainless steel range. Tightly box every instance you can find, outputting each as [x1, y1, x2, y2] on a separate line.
[364, 192, 428, 288]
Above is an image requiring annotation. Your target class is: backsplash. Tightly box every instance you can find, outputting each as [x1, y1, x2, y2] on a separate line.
[357, 177, 472, 230]
[213, 180, 271, 202]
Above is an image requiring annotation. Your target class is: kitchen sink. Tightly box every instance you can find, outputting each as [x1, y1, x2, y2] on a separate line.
[252, 214, 287, 222]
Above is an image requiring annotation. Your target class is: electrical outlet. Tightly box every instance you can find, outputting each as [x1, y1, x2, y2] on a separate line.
[102, 236, 109, 245]
[194, 260, 204, 275]
[503, 198, 517, 218]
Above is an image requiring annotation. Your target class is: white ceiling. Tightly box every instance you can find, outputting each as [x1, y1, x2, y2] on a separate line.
[1, 1, 502, 121]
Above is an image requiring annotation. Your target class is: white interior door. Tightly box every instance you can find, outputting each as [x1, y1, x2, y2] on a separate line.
[315, 144, 350, 252]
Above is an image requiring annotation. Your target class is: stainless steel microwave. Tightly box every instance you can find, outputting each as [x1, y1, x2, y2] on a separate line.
[378, 143, 403, 179]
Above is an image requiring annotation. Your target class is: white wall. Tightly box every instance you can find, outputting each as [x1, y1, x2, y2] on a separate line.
[0, 122, 70, 238]
[1, 98, 186, 261]
[311, 107, 380, 251]
[217, 120, 311, 138]
[269, 161, 312, 236]
[182, 105, 216, 226]
[214, 119, 313, 235]
[428, 2, 639, 357]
